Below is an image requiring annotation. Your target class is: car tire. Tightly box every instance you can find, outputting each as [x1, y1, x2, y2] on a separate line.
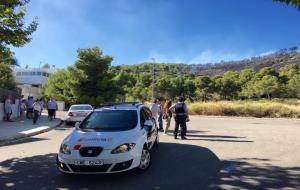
[136, 146, 151, 172]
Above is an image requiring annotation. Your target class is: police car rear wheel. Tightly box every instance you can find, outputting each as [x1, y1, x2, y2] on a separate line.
[138, 147, 151, 171]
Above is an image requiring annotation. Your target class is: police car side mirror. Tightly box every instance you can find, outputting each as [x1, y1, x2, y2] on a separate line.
[75, 122, 80, 130]
[143, 120, 153, 131]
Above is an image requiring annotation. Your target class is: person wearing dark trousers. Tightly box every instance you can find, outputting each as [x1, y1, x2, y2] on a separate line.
[47, 98, 57, 121]
[158, 99, 164, 132]
[33, 99, 42, 124]
[169, 97, 189, 140]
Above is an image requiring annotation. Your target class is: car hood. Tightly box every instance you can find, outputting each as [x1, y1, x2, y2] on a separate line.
[66, 128, 138, 150]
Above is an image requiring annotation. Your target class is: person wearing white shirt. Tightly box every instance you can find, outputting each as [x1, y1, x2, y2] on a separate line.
[148, 99, 159, 128]
[33, 99, 42, 124]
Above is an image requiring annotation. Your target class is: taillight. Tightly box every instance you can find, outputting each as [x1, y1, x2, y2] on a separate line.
[68, 112, 74, 116]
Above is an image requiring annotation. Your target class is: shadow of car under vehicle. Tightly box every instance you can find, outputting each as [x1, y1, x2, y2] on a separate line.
[0, 142, 220, 190]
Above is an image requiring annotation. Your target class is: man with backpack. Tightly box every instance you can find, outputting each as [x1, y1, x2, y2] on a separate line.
[169, 97, 190, 140]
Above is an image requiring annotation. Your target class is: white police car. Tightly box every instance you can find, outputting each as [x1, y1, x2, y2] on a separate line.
[57, 103, 159, 174]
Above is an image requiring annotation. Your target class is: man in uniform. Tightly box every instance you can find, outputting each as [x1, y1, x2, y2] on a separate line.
[169, 97, 189, 139]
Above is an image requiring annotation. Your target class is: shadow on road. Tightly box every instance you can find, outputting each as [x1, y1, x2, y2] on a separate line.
[1, 143, 299, 190]
[185, 134, 253, 143]
[208, 159, 300, 190]
[0, 137, 50, 147]
[0, 142, 220, 190]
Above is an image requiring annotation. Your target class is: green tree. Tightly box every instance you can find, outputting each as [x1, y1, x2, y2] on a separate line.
[183, 78, 196, 102]
[257, 67, 278, 79]
[287, 74, 300, 98]
[240, 80, 258, 99]
[170, 76, 186, 98]
[238, 69, 256, 98]
[155, 76, 172, 99]
[195, 76, 213, 101]
[42, 69, 76, 105]
[239, 69, 255, 85]
[69, 47, 119, 105]
[279, 64, 299, 80]
[0, 63, 16, 90]
[214, 71, 240, 99]
[256, 75, 280, 99]
[0, 0, 38, 64]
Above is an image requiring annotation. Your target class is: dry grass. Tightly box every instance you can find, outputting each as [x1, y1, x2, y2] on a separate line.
[189, 100, 300, 118]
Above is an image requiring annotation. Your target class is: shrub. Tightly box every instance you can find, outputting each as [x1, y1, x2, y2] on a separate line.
[189, 100, 300, 118]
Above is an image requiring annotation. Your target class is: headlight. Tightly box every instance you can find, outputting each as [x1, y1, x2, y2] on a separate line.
[59, 143, 71, 154]
[111, 143, 136, 154]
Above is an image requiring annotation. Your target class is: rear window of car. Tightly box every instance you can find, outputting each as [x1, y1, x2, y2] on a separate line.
[70, 106, 93, 111]
[80, 110, 138, 131]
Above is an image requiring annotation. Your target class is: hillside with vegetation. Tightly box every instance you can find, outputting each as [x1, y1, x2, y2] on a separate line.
[117, 47, 300, 77]
[43, 47, 300, 108]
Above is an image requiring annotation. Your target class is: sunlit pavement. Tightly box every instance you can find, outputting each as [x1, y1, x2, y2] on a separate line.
[0, 116, 300, 190]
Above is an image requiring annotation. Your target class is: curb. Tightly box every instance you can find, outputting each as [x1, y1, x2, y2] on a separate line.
[0, 120, 63, 146]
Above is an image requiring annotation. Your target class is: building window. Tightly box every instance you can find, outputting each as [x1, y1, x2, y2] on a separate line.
[42, 72, 50, 77]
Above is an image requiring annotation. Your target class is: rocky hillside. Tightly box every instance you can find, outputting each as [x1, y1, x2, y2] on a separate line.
[184, 48, 300, 76]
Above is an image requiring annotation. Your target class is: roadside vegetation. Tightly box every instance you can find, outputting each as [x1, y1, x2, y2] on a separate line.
[0, 0, 38, 90]
[43, 47, 300, 107]
[189, 100, 300, 118]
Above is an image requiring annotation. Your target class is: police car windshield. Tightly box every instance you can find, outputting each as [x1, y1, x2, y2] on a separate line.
[80, 110, 138, 131]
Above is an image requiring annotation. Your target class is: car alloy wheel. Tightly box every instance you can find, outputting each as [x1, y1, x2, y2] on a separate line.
[138, 147, 151, 170]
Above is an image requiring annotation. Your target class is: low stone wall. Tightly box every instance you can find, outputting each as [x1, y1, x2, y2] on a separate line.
[56, 101, 65, 111]
[0, 101, 20, 121]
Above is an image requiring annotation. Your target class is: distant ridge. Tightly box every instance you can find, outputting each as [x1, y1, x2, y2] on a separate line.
[117, 47, 300, 77]
[184, 47, 300, 76]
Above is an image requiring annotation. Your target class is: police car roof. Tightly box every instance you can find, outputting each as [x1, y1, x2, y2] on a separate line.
[95, 102, 143, 111]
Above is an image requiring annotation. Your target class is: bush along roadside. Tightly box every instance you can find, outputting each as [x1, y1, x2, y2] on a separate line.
[188, 100, 300, 118]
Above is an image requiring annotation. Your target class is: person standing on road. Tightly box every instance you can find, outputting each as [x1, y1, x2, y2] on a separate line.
[148, 99, 160, 130]
[26, 96, 34, 119]
[4, 96, 13, 122]
[47, 98, 56, 121]
[169, 97, 189, 140]
[158, 99, 164, 132]
[163, 99, 172, 135]
[20, 99, 27, 122]
[38, 98, 44, 117]
[33, 99, 42, 124]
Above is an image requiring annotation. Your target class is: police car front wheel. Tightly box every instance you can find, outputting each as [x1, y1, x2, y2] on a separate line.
[137, 146, 151, 171]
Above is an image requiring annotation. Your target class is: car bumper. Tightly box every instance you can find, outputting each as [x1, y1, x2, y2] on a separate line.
[65, 116, 86, 122]
[56, 151, 141, 174]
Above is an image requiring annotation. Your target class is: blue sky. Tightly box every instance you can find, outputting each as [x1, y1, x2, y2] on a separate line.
[12, 0, 300, 68]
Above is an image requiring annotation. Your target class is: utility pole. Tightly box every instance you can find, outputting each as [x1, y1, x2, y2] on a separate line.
[151, 57, 155, 100]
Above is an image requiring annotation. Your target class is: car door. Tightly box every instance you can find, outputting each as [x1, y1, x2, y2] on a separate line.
[140, 107, 156, 148]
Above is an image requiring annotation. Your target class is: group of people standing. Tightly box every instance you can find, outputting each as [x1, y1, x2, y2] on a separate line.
[149, 97, 189, 140]
[3, 95, 58, 124]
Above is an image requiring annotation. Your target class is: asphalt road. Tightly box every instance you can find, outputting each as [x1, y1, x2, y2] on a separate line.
[1, 116, 300, 190]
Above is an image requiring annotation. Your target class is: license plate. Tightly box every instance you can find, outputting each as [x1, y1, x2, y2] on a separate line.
[76, 113, 86, 117]
[74, 160, 104, 166]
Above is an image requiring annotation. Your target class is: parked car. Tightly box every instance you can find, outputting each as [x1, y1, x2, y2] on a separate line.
[57, 103, 159, 174]
[65, 104, 93, 125]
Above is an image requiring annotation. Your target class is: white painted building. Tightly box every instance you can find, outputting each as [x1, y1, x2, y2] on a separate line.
[13, 67, 56, 98]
